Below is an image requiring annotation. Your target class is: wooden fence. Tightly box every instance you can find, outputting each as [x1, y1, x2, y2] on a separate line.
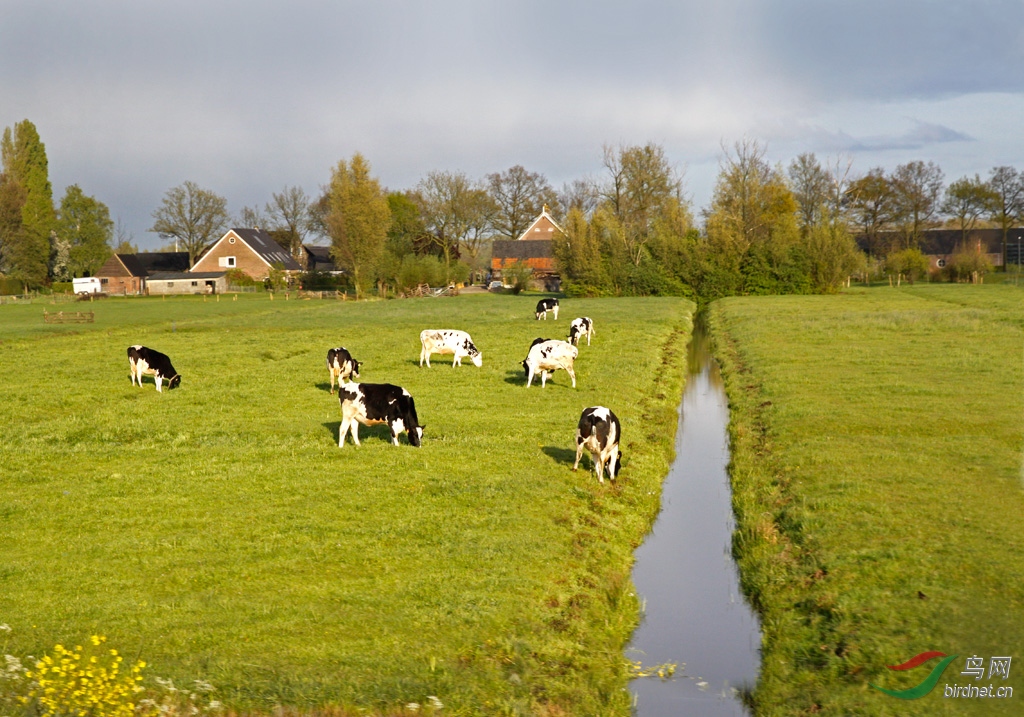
[43, 310, 95, 324]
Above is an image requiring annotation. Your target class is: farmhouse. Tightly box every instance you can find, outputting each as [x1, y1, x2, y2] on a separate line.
[191, 228, 303, 280]
[491, 206, 561, 291]
[146, 271, 228, 295]
[94, 252, 190, 295]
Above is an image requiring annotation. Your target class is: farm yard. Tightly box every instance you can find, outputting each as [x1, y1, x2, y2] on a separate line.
[711, 285, 1024, 715]
[0, 293, 693, 714]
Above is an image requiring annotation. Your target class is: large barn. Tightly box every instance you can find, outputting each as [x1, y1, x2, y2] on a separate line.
[490, 206, 562, 291]
[94, 252, 191, 295]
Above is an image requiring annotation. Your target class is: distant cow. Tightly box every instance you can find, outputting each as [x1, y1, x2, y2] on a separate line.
[521, 339, 578, 388]
[419, 329, 482, 367]
[127, 345, 181, 392]
[535, 298, 559, 320]
[338, 383, 424, 447]
[573, 406, 622, 483]
[567, 317, 594, 346]
[327, 347, 361, 393]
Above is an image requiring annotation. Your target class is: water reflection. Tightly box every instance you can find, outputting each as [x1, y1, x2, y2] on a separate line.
[627, 317, 761, 716]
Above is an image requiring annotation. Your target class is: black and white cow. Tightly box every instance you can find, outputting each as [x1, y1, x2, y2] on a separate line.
[567, 317, 594, 346]
[338, 382, 424, 447]
[521, 339, 578, 388]
[573, 406, 622, 483]
[127, 345, 181, 392]
[535, 298, 559, 320]
[419, 329, 483, 367]
[326, 347, 361, 393]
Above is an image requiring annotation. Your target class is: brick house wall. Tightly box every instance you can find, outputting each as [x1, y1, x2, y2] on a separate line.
[191, 230, 272, 280]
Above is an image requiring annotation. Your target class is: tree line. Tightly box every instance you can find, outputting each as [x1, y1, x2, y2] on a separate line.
[3, 118, 1023, 297]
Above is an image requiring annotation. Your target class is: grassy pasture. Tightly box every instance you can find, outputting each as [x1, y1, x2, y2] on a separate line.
[0, 293, 693, 714]
[711, 285, 1024, 715]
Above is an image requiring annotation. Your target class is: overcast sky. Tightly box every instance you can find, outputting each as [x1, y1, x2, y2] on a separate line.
[3, 1, 1023, 249]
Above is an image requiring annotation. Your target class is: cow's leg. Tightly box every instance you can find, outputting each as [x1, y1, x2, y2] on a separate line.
[526, 366, 534, 387]
[390, 425, 400, 446]
[595, 455, 605, 484]
[566, 366, 576, 388]
[586, 331, 591, 346]
[419, 346, 426, 367]
[608, 447, 619, 480]
[573, 440, 585, 472]
[349, 420, 361, 446]
[553, 307, 559, 320]
[541, 370, 549, 387]
[338, 417, 349, 447]
[155, 375, 162, 393]
[453, 354, 460, 367]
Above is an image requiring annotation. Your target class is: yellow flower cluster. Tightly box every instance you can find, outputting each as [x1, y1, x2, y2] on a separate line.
[21, 635, 150, 717]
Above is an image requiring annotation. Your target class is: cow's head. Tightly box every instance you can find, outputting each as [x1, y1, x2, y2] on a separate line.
[567, 327, 580, 346]
[409, 424, 424, 447]
[471, 352, 482, 368]
[350, 359, 361, 378]
[521, 358, 531, 377]
[168, 374, 182, 390]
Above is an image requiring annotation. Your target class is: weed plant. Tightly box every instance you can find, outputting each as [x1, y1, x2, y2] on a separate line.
[0, 293, 693, 715]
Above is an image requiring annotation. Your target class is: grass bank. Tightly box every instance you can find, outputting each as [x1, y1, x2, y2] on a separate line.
[0, 293, 692, 715]
[710, 285, 1024, 715]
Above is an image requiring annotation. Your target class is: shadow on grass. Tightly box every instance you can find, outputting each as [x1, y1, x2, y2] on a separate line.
[542, 445, 577, 467]
[503, 369, 528, 386]
[322, 420, 395, 445]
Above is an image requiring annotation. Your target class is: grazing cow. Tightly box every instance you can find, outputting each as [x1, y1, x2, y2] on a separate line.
[419, 329, 483, 367]
[573, 406, 622, 483]
[521, 339, 578, 388]
[338, 383, 424, 447]
[535, 298, 559, 320]
[127, 345, 181, 392]
[326, 347, 361, 393]
[567, 317, 594, 346]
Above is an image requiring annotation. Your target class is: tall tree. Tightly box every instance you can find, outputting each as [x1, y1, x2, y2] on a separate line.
[988, 166, 1024, 265]
[558, 178, 599, 218]
[414, 170, 495, 277]
[1, 120, 55, 287]
[551, 206, 607, 293]
[704, 139, 799, 269]
[0, 173, 28, 277]
[149, 181, 231, 267]
[941, 175, 998, 245]
[56, 184, 114, 277]
[486, 165, 558, 240]
[324, 153, 390, 297]
[890, 160, 944, 249]
[787, 152, 831, 235]
[599, 142, 687, 266]
[265, 186, 312, 261]
[845, 167, 894, 256]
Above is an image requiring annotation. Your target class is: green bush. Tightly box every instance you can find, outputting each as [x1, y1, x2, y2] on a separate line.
[0, 277, 24, 295]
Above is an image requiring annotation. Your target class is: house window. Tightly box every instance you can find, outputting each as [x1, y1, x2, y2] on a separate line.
[229, 236, 236, 244]
[191, 281, 198, 286]
[167, 282, 174, 287]
[100, 278, 109, 284]
[227, 256, 236, 267]
[219, 256, 237, 268]
[937, 258, 946, 268]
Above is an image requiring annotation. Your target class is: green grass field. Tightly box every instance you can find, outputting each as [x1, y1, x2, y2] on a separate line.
[0, 293, 693, 714]
[711, 285, 1024, 715]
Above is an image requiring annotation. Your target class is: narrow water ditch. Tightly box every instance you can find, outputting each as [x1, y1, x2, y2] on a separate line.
[627, 318, 761, 716]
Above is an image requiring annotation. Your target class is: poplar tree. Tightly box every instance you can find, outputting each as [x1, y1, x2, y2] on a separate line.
[324, 154, 390, 298]
[1, 119, 55, 287]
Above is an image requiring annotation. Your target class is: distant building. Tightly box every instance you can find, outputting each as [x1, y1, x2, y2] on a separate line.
[856, 228, 1020, 272]
[94, 252, 190, 294]
[146, 272, 228, 295]
[191, 228, 303, 280]
[301, 244, 340, 273]
[491, 206, 561, 289]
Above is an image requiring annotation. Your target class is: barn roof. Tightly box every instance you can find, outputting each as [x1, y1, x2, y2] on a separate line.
[149, 271, 227, 280]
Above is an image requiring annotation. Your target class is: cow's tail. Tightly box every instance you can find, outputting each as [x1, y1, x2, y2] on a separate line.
[583, 414, 599, 438]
